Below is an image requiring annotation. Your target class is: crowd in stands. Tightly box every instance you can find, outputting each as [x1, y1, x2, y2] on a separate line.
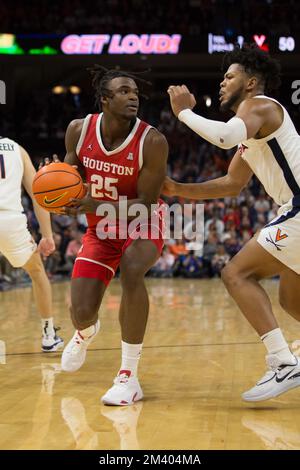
[2, 0, 299, 36]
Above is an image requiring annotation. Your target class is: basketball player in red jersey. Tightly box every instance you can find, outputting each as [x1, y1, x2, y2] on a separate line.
[60, 66, 168, 406]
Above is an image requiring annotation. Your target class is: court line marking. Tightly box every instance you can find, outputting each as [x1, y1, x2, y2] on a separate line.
[3, 340, 265, 357]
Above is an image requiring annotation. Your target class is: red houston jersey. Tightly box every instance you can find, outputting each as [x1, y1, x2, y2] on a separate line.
[77, 113, 153, 228]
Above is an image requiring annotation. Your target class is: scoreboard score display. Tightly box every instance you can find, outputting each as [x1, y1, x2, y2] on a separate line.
[207, 33, 297, 54]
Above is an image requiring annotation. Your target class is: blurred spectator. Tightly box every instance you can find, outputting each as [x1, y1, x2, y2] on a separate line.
[204, 208, 225, 240]
[211, 244, 230, 277]
[169, 238, 189, 256]
[44, 232, 63, 278]
[63, 230, 84, 273]
[150, 246, 175, 278]
[254, 190, 271, 216]
[173, 250, 203, 278]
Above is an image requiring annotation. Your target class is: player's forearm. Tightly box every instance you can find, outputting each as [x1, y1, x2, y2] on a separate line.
[32, 201, 53, 238]
[174, 175, 241, 199]
[178, 109, 247, 149]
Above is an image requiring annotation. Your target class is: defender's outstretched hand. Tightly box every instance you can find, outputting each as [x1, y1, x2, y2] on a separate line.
[167, 85, 196, 117]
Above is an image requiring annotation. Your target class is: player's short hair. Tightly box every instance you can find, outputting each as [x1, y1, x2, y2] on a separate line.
[222, 43, 281, 92]
[87, 65, 151, 109]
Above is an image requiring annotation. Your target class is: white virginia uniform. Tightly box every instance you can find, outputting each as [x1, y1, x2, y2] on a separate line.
[0, 137, 36, 267]
[238, 96, 300, 273]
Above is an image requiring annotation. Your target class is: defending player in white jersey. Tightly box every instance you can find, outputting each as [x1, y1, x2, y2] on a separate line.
[0, 138, 63, 351]
[163, 44, 300, 402]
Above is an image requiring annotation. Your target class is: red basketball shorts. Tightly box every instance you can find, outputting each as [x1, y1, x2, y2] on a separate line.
[72, 204, 166, 285]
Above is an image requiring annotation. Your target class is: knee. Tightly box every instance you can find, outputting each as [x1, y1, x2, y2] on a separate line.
[71, 303, 98, 329]
[121, 262, 145, 288]
[221, 262, 242, 290]
[24, 259, 45, 281]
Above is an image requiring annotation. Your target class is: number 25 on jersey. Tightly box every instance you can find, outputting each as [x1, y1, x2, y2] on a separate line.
[90, 174, 118, 200]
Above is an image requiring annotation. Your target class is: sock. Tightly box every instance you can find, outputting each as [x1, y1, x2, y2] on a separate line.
[119, 341, 143, 377]
[261, 328, 295, 364]
[79, 320, 100, 340]
[42, 317, 55, 337]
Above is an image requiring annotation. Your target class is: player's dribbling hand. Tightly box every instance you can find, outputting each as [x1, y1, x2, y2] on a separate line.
[38, 154, 60, 169]
[63, 183, 98, 215]
[38, 154, 78, 171]
[161, 176, 179, 197]
[167, 85, 196, 117]
[38, 237, 55, 257]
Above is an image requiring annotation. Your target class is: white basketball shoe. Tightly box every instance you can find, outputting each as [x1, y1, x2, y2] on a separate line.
[61, 320, 100, 372]
[42, 327, 64, 353]
[101, 370, 143, 406]
[242, 354, 300, 402]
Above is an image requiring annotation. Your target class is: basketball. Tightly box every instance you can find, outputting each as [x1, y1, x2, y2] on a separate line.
[32, 162, 86, 212]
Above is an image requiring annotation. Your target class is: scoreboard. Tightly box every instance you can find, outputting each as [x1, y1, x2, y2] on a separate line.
[0, 33, 298, 56]
[207, 33, 297, 54]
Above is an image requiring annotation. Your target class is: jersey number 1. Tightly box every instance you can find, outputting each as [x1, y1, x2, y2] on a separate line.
[0, 154, 5, 179]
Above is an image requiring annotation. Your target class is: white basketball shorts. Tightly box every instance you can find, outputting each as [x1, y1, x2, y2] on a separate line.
[257, 205, 300, 274]
[0, 213, 37, 267]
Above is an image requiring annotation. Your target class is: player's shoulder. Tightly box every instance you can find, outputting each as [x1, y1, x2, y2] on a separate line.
[67, 118, 85, 134]
[238, 96, 280, 113]
[144, 127, 168, 149]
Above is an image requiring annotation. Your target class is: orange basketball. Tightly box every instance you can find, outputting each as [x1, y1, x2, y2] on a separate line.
[32, 162, 86, 212]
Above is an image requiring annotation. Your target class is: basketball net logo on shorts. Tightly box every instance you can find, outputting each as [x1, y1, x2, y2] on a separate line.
[266, 228, 288, 251]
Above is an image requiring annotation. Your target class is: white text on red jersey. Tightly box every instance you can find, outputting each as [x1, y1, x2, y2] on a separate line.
[82, 156, 134, 176]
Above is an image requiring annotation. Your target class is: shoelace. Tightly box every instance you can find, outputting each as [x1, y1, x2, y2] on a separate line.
[70, 332, 86, 354]
[43, 326, 61, 340]
[257, 356, 298, 384]
[114, 373, 130, 385]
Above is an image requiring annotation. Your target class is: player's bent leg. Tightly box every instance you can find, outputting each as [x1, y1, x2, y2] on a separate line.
[221, 237, 285, 335]
[23, 252, 52, 318]
[61, 277, 106, 372]
[119, 239, 160, 343]
[101, 240, 160, 406]
[279, 268, 300, 323]
[23, 251, 64, 352]
[219, 237, 300, 401]
[70, 277, 106, 330]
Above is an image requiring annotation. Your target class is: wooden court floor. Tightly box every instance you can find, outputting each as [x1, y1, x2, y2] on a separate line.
[0, 278, 300, 450]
